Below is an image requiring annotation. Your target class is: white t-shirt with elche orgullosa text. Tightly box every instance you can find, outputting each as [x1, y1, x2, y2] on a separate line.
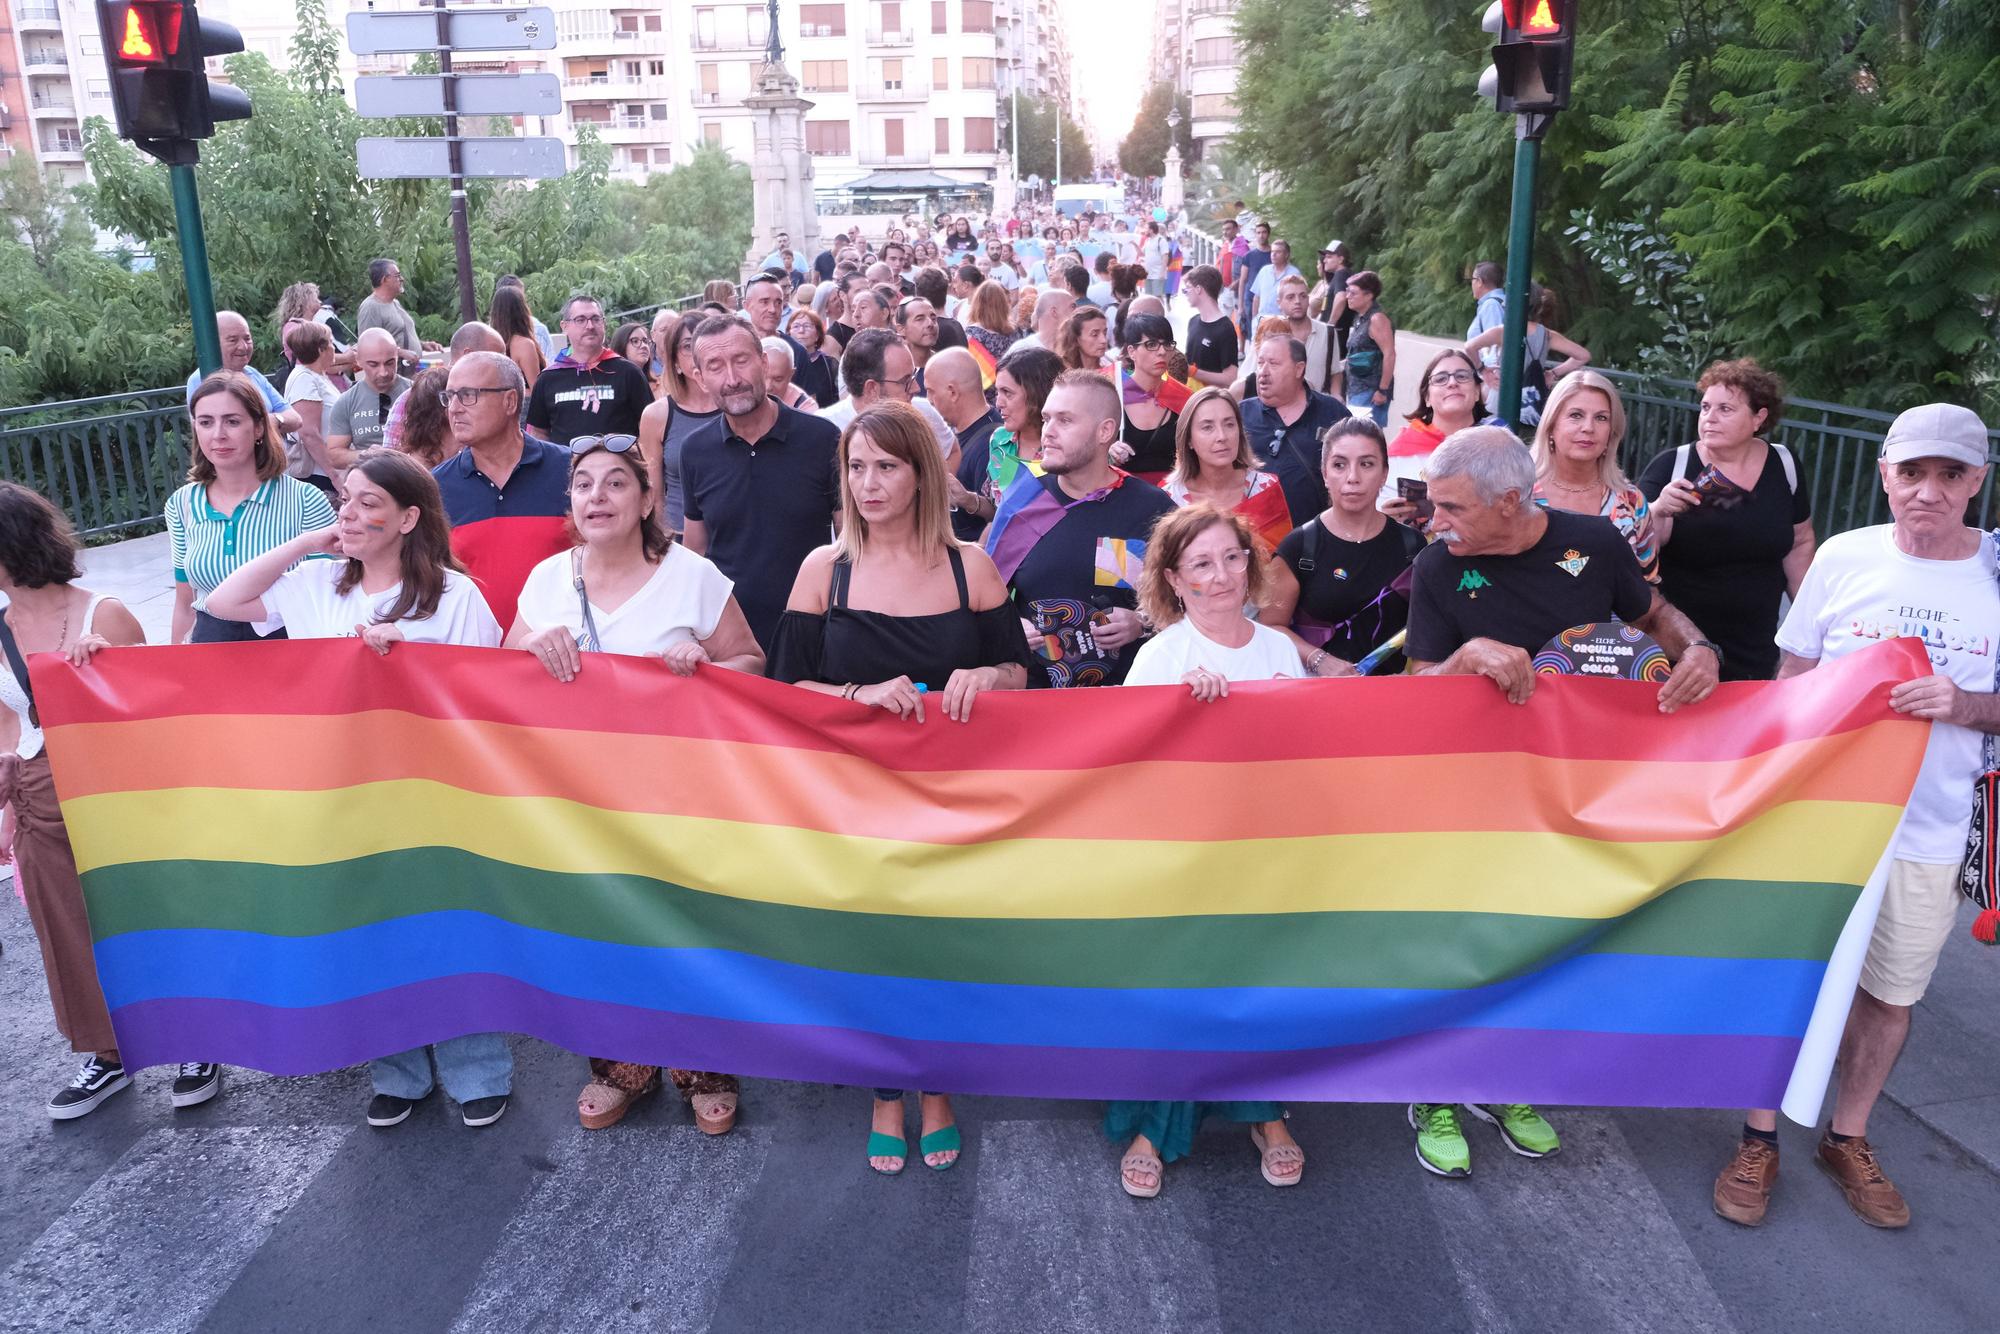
[1123, 616, 1305, 688]
[513, 543, 734, 655]
[1777, 523, 2000, 863]
[258, 560, 502, 647]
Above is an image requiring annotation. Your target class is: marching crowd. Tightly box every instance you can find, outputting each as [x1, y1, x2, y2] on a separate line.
[1, 206, 1996, 1232]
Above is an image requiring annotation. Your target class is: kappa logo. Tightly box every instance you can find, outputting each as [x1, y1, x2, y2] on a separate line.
[1556, 548, 1590, 578]
[1456, 570, 1491, 595]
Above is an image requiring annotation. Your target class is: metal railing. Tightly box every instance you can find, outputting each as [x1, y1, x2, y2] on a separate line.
[1599, 369, 2000, 534]
[0, 388, 191, 539]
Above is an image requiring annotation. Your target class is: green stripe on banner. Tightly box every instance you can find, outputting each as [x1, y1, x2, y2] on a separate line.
[82, 851, 1863, 992]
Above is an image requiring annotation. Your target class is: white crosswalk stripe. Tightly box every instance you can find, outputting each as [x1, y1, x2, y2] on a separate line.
[448, 1123, 771, 1334]
[1424, 1112, 1741, 1334]
[0, 1124, 350, 1334]
[964, 1119, 1223, 1334]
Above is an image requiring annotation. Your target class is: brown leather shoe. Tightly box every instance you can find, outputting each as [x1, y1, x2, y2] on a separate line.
[1712, 1136, 1780, 1226]
[1816, 1132, 1910, 1229]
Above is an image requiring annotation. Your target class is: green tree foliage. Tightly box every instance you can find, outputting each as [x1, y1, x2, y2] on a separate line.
[0, 0, 751, 407]
[1232, 0, 2000, 414]
[1004, 95, 1092, 185]
[1118, 82, 1196, 180]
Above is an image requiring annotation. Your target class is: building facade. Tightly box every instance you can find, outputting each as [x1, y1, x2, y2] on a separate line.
[1148, 0, 1235, 157]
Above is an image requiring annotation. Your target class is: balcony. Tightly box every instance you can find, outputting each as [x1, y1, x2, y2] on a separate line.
[692, 31, 766, 53]
[798, 23, 845, 39]
[800, 81, 851, 95]
[855, 81, 928, 103]
[15, 3, 61, 31]
[594, 115, 663, 144]
[690, 90, 732, 107]
[21, 48, 67, 73]
[41, 131, 83, 160]
[562, 75, 667, 100]
[866, 27, 913, 47]
[856, 149, 931, 166]
[806, 143, 852, 158]
[28, 96, 75, 118]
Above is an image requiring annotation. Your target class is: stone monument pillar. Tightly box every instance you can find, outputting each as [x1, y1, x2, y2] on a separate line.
[743, 1, 817, 278]
[1161, 109, 1185, 212]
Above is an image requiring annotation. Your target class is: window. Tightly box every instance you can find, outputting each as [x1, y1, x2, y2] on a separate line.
[619, 15, 639, 32]
[699, 64, 720, 94]
[933, 1, 948, 33]
[882, 3, 903, 33]
[807, 120, 851, 154]
[1192, 37, 1234, 66]
[703, 122, 723, 144]
[963, 57, 994, 89]
[624, 61, 641, 78]
[884, 119, 905, 157]
[1190, 93, 1236, 119]
[935, 117, 949, 152]
[650, 103, 671, 121]
[801, 60, 849, 92]
[800, 4, 846, 35]
[964, 116, 995, 152]
[648, 60, 665, 76]
[962, 1, 993, 34]
[933, 57, 948, 89]
[645, 15, 662, 30]
[882, 58, 904, 89]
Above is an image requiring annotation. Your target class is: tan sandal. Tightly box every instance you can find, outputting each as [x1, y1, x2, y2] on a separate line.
[1250, 1126, 1305, 1187]
[1120, 1150, 1163, 1199]
[690, 1090, 737, 1135]
[578, 1080, 651, 1130]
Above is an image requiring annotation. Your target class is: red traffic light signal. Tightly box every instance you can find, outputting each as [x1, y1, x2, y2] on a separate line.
[1480, 0, 1576, 114]
[96, 2, 249, 163]
[1500, 0, 1569, 34]
[110, 2, 183, 65]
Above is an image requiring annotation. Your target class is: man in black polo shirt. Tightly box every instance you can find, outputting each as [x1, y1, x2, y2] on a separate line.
[742, 272, 810, 374]
[1239, 336, 1338, 525]
[1399, 425, 1721, 1178]
[680, 317, 841, 650]
[525, 294, 652, 445]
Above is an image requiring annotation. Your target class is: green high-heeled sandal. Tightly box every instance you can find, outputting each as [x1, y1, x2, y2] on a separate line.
[919, 1124, 961, 1172]
[867, 1130, 907, 1175]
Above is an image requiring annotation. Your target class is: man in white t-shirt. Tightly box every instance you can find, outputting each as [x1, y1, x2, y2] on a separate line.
[820, 328, 959, 467]
[1714, 402, 2000, 1233]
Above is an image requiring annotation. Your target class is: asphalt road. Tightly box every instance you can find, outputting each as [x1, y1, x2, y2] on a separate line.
[3, 904, 1997, 1334]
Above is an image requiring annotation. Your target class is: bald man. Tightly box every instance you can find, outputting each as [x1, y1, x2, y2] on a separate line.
[375, 321, 509, 453]
[1011, 290, 1075, 354]
[928, 348, 1003, 542]
[185, 311, 303, 434]
[326, 328, 412, 469]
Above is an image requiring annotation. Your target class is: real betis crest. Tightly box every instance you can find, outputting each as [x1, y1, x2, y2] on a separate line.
[1556, 548, 1590, 578]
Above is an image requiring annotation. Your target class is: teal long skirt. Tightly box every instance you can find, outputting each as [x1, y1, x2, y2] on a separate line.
[1102, 1100, 1283, 1163]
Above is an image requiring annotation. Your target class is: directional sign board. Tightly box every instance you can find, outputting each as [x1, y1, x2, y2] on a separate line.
[355, 73, 563, 119]
[346, 7, 557, 55]
[356, 136, 567, 180]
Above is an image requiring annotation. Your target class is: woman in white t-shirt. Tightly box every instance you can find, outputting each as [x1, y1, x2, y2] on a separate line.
[281, 321, 343, 484]
[206, 450, 514, 1130]
[504, 434, 763, 1136]
[1109, 503, 1306, 1199]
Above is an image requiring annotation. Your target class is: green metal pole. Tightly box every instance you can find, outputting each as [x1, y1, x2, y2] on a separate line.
[171, 162, 223, 376]
[1496, 116, 1545, 428]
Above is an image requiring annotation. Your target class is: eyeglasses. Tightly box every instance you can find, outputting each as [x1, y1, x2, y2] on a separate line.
[1178, 547, 1252, 578]
[564, 314, 606, 327]
[569, 433, 640, 456]
[438, 386, 513, 407]
[1428, 370, 1477, 387]
[872, 375, 920, 394]
[1133, 339, 1172, 353]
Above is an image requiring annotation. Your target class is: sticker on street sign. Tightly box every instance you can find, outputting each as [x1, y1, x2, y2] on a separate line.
[356, 137, 568, 180]
[355, 73, 563, 119]
[346, 7, 557, 55]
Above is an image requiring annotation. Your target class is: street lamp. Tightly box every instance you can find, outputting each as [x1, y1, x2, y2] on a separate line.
[1162, 106, 1184, 211]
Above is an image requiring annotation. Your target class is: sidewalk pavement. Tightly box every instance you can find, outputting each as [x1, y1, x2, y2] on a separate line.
[55, 528, 2000, 1176]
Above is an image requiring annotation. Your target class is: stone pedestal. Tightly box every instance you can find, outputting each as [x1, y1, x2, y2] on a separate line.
[1162, 145, 1185, 212]
[991, 160, 1018, 217]
[743, 62, 818, 278]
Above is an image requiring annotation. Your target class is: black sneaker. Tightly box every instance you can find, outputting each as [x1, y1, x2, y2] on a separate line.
[367, 1093, 421, 1128]
[461, 1095, 509, 1128]
[48, 1055, 131, 1120]
[170, 1063, 222, 1108]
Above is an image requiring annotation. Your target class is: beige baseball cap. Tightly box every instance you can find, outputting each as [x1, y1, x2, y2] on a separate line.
[1880, 403, 1990, 468]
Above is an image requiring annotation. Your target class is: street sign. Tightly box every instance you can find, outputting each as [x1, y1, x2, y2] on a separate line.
[355, 72, 561, 119]
[356, 136, 566, 180]
[345, 7, 556, 55]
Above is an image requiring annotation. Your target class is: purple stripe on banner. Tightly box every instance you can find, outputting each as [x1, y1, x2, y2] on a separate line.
[109, 976, 1803, 1108]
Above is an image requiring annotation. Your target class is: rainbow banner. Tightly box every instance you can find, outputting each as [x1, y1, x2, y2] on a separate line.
[34, 639, 1931, 1122]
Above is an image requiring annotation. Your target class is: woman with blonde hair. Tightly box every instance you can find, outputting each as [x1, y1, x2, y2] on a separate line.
[1057, 305, 1111, 373]
[962, 279, 1018, 366]
[771, 401, 1035, 1177]
[701, 279, 739, 311]
[1110, 502, 1306, 1198]
[1529, 370, 1658, 582]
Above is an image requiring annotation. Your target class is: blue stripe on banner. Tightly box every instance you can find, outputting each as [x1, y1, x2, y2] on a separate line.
[95, 912, 1828, 1050]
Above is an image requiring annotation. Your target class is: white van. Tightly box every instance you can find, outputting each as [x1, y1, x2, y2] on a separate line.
[1053, 183, 1119, 218]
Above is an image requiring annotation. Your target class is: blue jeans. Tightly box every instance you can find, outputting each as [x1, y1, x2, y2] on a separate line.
[1347, 391, 1388, 427]
[371, 1034, 513, 1103]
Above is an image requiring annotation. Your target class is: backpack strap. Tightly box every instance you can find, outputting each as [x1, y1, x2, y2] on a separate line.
[1297, 519, 1320, 573]
[1770, 441, 1799, 494]
[0, 613, 37, 729]
[1673, 443, 1693, 481]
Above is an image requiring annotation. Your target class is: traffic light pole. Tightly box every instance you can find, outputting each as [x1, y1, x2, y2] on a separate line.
[1495, 112, 1550, 427]
[435, 0, 478, 324]
[170, 162, 223, 375]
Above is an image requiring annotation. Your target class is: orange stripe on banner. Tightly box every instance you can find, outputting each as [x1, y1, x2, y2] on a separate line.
[45, 712, 1922, 846]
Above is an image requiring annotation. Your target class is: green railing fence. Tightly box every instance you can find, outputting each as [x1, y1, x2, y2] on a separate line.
[1601, 369, 2000, 531]
[0, 388, 192, 539]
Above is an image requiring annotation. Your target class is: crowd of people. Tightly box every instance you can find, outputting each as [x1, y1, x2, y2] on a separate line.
[2, 209, 1995, 1232]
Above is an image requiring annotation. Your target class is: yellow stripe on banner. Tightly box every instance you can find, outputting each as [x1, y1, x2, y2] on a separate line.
[64, 784, 1902, 923]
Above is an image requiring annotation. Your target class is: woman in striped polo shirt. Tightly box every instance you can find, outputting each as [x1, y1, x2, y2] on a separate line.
[167, 371, 337, 644]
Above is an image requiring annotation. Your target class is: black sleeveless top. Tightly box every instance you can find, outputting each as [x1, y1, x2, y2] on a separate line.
[770, 546, 1037, 691]
[1122, 407, 1179, 476]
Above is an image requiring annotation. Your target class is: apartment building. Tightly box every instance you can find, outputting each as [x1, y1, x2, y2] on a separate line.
[1148, 0, 1236, 157]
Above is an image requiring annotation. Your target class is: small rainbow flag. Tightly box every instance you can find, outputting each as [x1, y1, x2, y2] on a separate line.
[35, 639, 1929, 1120]
[966, 336, 999, 390]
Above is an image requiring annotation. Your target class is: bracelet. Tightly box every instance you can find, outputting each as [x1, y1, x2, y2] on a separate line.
[1306, 648, 1329, 673]
[842, 682, 858, 700]
[1689, 639, 1725, 670]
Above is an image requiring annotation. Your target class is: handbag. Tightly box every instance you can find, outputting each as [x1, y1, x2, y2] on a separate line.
[1958, 529, 2000, 944]
[0, 612, 36, 728]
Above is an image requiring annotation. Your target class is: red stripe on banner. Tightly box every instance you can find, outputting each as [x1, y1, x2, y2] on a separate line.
[29, 637, 1931, 774]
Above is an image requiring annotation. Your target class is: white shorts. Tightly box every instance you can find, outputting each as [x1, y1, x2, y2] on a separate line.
[1858, 859, 1963, 1006]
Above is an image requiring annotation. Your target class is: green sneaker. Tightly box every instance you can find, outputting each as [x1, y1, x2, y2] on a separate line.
[1408, 1103, 1471, 1177]
[1464, 1103, 1560, 1158]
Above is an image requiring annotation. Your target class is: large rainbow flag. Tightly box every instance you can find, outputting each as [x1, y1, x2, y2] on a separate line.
[34, 638, 1930, 1123]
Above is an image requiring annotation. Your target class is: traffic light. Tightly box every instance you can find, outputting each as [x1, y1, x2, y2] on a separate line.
[1478, 0, 1576, 115]
[97, 2, 251, 163]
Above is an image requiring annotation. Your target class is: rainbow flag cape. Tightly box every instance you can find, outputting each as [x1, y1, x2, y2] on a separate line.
[983, 471, 1130, 584]
[966, 337, 999, 390]
[35, 639, 1930, 1121]
[1120, 365, 1194, 416]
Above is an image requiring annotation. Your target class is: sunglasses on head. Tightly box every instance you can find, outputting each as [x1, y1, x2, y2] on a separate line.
[569, 434, 640, 456]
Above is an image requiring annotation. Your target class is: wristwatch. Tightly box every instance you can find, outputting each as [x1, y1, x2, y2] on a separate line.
[1689, 638, 1725, 669]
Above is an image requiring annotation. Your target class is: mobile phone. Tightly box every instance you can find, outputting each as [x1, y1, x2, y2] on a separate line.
[1397, 477, 1434, 521]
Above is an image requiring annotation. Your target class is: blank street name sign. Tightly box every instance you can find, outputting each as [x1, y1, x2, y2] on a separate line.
[346, 8, 558, 54]
[355, 73, 563, 119]
[356, 137, 567, 180]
